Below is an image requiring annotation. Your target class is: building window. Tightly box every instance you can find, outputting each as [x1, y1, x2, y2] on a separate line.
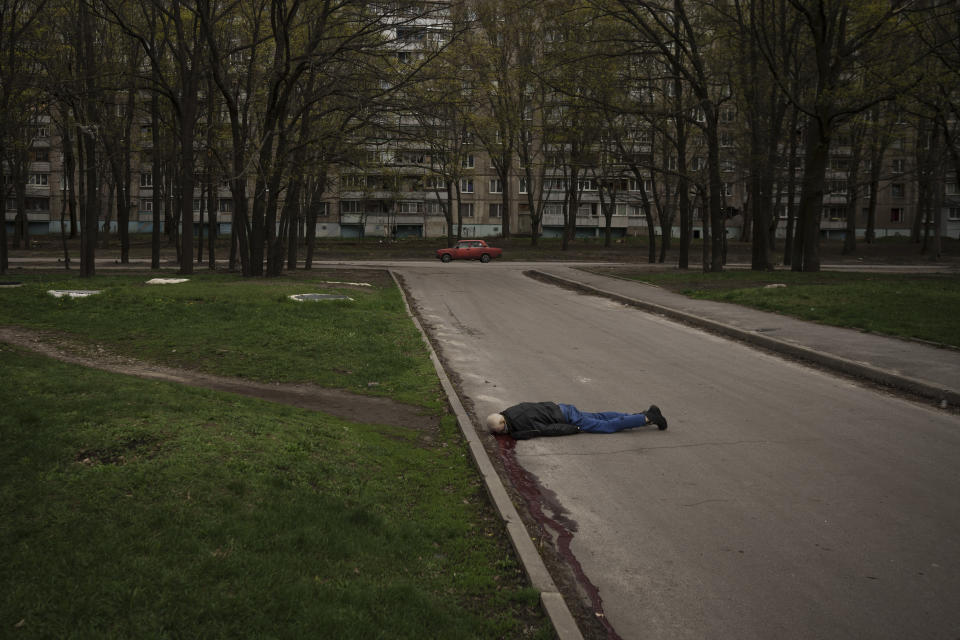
[341, 200, 362, 214]
[577, 178, 597, 192]
[462, 155, 474, 169]
[948, 207, 960, 221]
[460, 203, 474, 217]
[890, 207, 904, 222]
[891, 183, 904, 198]
[545, 178, 567, 191]
[634, 128, 653, 144]
[460, 178, 474, 193]
[22, 197, 49, 211]
[396, 26, 424, 42]
[946, 183, 959, 196]
[891, 159, 905, 174]
[519, 178, 528, 194]
[829, 157, 850, 171]
[723, 182, 734, 197]
[489, 178, 502, 194]
[140, 199, 153, 212]
[28, 173, 49, 186]
[32, 149, 49, 162]
[544, 203, 566, 217]
[218, 199, 233, 213]
[397, 201, 423, 214]
[140, 172, 153, 188]
[489, 203, 503, 218]
[829, 180, 847, 194]
[396, 151, 425, 165]
[342, 174, 366, 190]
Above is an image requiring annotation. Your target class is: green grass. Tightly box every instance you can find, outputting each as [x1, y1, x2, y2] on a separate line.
[604, 269, 960, 348]
[0, 272, 437, 407]
[0, 273, 553, 639]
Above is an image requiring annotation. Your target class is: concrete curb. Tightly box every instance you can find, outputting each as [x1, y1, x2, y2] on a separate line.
[392, 272, 584, 640]
[528, 269, 960, 409]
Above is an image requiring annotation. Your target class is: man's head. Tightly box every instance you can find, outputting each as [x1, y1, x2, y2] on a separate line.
[486, 413, 507, 434]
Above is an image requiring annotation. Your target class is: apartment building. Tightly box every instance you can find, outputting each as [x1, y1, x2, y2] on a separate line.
[7, 111, 959, 243]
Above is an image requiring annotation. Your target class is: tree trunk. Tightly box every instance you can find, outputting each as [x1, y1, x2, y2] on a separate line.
[59, 171, 71, 270]
[705, 110, 724, 272]
[80, 125, 98, 278]
[197, 184, 205, 264]
[842, 133, 864, 255]
[866, 163, 880, 244]
[118, 84, 135, 264]
[58, 122, 78, 242]
[13, 181, 28, 250]
[151, 77, 162, 269]
[499, 159, 512, 238]
[304, 175, 325, 270]
[178, 96, 197, 275]
[206, 174, 216, 269]
[793, 119, 830, 272]
[783, 111, 800, 265]
[563, 166, 580, 250]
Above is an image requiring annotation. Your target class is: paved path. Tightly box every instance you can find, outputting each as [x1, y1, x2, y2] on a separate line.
[531, 265, 960, 408]
[395, 261, 960, 640]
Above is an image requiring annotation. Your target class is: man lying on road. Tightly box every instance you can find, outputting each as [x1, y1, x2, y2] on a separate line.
[486, 401, 667, 440]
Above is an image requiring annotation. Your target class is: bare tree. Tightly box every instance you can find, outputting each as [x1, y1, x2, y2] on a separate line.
[0, 0, 50, 273]
[750, 0, 921, 271]
[598, 0, 733, 271]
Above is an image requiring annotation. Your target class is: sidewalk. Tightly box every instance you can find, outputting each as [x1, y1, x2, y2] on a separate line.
[530, 266, 960, 409]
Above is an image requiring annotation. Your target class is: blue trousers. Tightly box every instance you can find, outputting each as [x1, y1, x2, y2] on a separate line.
[558, 404, 649, 434]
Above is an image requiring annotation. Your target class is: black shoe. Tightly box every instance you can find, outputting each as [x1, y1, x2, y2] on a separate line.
[646, 405, 668, 430]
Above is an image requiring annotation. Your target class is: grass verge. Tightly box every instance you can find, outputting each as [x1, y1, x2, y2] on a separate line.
[0, 271, 437, 406]
[591, 269, 960, 348]
[0, 272, 553, 639]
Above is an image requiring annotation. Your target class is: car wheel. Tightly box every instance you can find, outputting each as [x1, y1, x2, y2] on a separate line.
[480, 254, 491, 263]
[441, 254, 452, 263]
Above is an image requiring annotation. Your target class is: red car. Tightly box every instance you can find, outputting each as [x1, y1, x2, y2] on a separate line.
[436, 239, 503, 263]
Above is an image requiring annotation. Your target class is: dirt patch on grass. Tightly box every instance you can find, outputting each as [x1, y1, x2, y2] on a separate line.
[0, 326, 438, 432]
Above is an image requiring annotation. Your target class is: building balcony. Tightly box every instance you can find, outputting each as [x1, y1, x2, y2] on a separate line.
[340, 212, 428, 225]
[542, 213, 630, 227]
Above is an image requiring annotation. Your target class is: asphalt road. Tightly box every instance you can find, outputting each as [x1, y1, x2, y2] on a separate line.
[397, 261, 960, 640]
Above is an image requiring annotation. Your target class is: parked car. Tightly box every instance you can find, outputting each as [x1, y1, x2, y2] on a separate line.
[436, 239, 503, 263]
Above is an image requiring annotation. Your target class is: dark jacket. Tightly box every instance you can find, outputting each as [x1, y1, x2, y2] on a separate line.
[502, 402, 580, 440]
